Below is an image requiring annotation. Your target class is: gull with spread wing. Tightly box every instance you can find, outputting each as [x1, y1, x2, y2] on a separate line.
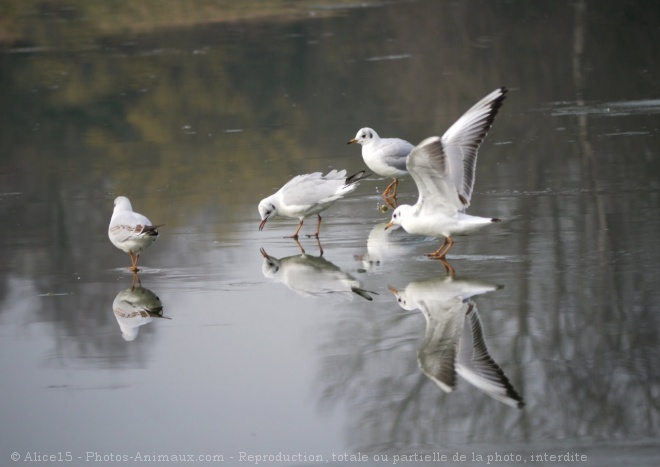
[385, 88, 507, 259]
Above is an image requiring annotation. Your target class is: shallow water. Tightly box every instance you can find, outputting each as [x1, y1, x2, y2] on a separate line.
[1, 0, 659, 465]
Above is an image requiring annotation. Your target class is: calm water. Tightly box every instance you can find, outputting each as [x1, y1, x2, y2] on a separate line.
[1, 1, 659, 465]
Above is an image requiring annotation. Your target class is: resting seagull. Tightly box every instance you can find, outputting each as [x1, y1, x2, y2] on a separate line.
[348, 127, 413, 201]
[108, 196, 162, 272]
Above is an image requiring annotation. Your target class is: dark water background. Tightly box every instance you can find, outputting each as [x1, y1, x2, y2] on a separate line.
[1, 1, 659, 465]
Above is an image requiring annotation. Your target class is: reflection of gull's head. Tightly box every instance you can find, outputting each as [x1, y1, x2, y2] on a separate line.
[113, 286, 167, 341]
[260, 247, 282, 278]
[388, 286, 417, 311]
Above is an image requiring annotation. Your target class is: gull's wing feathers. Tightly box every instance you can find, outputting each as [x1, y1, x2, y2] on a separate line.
[280, 170, 353, 208]
[416, 300, 468, 393]
[441, 87, 507, 207]
[455, 303, 524, 408]
[375, 138, 413, 172]
[109, 211, 158, 244]
[406, 136, 463, 216]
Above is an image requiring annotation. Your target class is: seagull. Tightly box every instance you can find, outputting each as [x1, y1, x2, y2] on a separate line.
[260, 247, 375, 301]
[108, 196, 163, 272]
[348, 128, 413, 200]
[385, 87, 507, 259]
[258, 169, 369, 240]
[390, 275, 523, 408]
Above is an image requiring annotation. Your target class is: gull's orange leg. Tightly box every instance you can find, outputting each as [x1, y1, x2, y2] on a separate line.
[426, 237, 454, 260]
[128, 251, 141, 272]
[383, 196, 398, 209]
[389, 178, 400, 198]
[285, 220, 304, 239]
[306, 214, 322, 238]
[381, 179, 398, 199]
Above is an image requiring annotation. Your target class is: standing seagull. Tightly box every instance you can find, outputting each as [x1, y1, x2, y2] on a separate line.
[385, 88, 507, 259]
[258, 169, 369, 240]
[348, 128, 413, 201]
[108, 196, 162, 272]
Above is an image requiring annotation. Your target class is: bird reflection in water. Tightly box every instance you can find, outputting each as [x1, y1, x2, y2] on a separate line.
[389, 275, 524, 408]
[260, 247, 375, 301]
[113, 272, 170, 341]
[354, 221, 426, 272]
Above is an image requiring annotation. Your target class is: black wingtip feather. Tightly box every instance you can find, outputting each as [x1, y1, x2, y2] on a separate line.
[345, 170, 371, 185]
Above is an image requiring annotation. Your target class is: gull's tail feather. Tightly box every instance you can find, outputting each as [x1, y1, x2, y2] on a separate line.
[345, 170, 371, 185]
[351, 287, 377, 301]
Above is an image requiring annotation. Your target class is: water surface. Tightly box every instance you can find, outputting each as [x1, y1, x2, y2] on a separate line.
[1, 1, 659, 465]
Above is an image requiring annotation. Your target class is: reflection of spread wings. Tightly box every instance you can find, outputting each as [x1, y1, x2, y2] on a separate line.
[416, 299, 466, 393]
[441, 87, 507, 208]
[406, 136, 464, 217]
[456, 304, 524, 408]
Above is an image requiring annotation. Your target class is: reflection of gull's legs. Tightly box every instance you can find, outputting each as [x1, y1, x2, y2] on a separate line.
[439, 258, 455, 277]
[285, 220, 305, 240]
[313, 235, 324, 257]
[426, 237, 454, 260]
[292, 237, 306, 255]
[306, 214, 323, 238]
[131, 271, 142, 290]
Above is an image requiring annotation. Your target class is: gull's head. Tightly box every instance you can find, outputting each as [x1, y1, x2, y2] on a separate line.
[113, 196, 133, 213]
[258, 198, 277, 231]
[384, 204, 411, 230]
[348, 127, 378, 146]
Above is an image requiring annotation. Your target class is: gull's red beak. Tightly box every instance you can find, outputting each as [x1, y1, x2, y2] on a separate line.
[384, 221, 394, 230]
[347, 138, 357, 145]
[259, 218, 268, 231]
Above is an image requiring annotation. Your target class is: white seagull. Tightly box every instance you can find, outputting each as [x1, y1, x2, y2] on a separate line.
[390, 275, 523, 408]
[260, 248, 374, 301]
[385, 87, 507, 259]
[108, 196, 163, 272]
[258, 169, 369, 239]
[348, 128, 414, 200]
